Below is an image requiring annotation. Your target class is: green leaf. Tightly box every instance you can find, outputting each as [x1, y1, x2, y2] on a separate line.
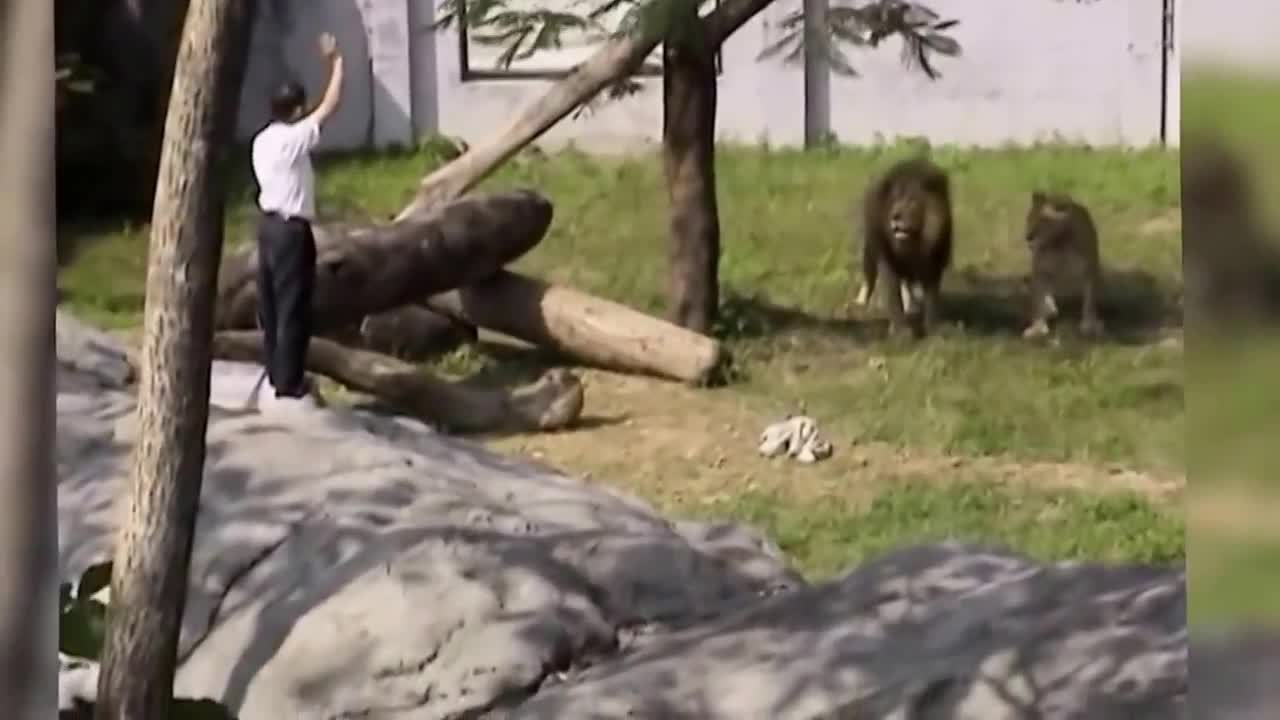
[59, 598, 108, 660]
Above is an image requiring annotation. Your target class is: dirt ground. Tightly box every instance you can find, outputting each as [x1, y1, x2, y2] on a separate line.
[104, 326, 1183, 512]
[482, 367, 1185, 512]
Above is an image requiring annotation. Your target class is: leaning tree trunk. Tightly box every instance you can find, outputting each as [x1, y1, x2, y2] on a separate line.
[0, 2, 59, 718]
[394, 0, 777, 217]
[662, 16, 721, 334]
[95, 2, 255, 718]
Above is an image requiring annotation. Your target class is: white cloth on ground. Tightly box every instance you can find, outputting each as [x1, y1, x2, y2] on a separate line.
[757, 415, 833, 463]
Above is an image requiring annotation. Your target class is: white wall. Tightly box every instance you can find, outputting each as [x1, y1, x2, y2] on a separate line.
[237, 0, 416, 150]
[826, 0, 1164, 147]
[237, 0, 1187, 151]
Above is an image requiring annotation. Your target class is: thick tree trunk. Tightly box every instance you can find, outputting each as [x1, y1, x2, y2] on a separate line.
[425, 271, 725, 385]
[662, 18, 721, 334]
[215, 189, 553, 331]
[212, 331, 584, 433]
[94, 2, 254, 719]
[0, 2, 59, 718]
[325, 305, 478, 362]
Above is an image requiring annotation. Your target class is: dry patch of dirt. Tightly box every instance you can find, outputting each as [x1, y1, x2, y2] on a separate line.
[484, 368, 1185, 511]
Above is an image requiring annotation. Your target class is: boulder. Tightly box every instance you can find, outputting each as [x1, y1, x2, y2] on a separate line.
[55, 311, 1188, 718]
[56, 311, 800, 719]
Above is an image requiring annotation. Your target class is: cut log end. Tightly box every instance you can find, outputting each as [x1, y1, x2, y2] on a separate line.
[425, 270, 726, 385]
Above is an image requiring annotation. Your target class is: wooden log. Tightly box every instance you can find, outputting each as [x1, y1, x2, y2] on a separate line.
[212, 331, 584, 434]
[324, 305, 478, 362]
[215, 189, 553, 331]
[424, 270, 726, 385]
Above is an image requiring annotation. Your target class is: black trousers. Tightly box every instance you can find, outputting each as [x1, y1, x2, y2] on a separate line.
[255, 211, 317, 398]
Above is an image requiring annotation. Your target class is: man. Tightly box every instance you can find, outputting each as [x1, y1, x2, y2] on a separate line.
[249, 31, 344, 409]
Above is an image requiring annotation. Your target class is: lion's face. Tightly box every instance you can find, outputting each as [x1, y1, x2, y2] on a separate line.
[885, 184, 929, 243]
[1025, 192, 1072, 253]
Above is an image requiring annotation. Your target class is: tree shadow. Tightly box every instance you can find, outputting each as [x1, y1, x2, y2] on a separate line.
[503, 542, 1186, 718]
[58, 362, 804, 718]
[944, 266, 1182, 345]
[714, 290, 881, 343]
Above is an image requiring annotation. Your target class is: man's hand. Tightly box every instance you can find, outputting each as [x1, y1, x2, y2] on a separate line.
[318, 32, 339, 60]
[308, 32, 345, 126]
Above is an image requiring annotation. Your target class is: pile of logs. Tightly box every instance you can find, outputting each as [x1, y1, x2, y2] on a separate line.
[212, 188, 725, 435]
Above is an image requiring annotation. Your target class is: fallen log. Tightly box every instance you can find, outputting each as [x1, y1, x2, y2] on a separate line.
[215, 189, 553, 331]
[212, 331, 584, 434]
[325, 305, 478, 362]
[424, 270, 725, 385]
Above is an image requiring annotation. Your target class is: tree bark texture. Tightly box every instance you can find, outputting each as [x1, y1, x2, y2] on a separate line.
[662, 17, 721, 334]
[425, 271, 726, 385]
[325, 305, 478, 362]
[213, 331, 585, 434]
[95, 2, 255, 719]
[215, 189, 553, 331]
[394, 0, 778, 217]
[0, 2, 59, 718]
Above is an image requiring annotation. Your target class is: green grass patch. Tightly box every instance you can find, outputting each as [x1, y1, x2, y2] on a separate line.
[59, 140, 1182, 473]
[698, 480, 1184, 578]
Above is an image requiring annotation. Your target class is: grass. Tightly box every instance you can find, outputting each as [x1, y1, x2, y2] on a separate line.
[58, 138, 1184, 580]
[700, 480, 1184, 579]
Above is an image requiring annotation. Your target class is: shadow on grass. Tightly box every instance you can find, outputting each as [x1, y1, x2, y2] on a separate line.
[713, 291, 882, 343]
[945, 266, 1182, 344]
[714, 270, 1180, 348]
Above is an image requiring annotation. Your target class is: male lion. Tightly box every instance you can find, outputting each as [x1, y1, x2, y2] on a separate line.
[853, 156, 954, 337]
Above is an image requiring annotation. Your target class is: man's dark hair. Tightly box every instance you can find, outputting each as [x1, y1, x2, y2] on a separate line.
[269, 80, 307, 123]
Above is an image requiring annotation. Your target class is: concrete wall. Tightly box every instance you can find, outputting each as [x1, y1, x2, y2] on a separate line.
[236, 0, 1188, 151]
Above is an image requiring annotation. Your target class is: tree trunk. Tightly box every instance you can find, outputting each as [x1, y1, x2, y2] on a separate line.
[212, 331, 585, 433]
[662, 17, 721, 334]
[215, 189, 553, 331]
[94, 2, 255, 718]
[425, 270, 725, 385]
[325, 305, 478, 362]
[0, 1, 59, 718]
[394, 0, 777, 218]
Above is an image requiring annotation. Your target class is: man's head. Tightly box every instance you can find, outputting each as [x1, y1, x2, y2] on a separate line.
[270, 80, 307, 123]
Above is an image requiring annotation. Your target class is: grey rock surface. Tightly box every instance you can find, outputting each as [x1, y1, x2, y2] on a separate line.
[56, 312, 1188, 719]
[56, 312, 801, 719]
[508, 543, 1187, 719]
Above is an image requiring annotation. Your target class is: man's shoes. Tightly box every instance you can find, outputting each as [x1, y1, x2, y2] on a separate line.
[258, 377, 326, 415]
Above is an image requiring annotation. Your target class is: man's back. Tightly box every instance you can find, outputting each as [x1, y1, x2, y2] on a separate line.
[251, 117, 321, 221]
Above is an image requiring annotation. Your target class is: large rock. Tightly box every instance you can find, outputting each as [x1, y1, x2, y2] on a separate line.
[507, 543, 1186, 719]
[56, 311, 800, 719]
[56, 311, 1188, 718]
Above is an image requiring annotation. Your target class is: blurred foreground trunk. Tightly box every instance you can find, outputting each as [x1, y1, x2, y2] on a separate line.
[0, 2, 59, 718]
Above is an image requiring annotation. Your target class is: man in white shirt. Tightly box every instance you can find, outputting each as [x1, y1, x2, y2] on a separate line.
[250, 32, 344, 404]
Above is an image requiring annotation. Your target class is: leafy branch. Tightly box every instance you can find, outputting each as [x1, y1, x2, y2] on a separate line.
[432, 0, 963, 117]
[760, 1, 961, 79]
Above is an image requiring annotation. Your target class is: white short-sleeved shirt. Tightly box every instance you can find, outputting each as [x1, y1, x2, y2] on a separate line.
[251, 116, 322, 221]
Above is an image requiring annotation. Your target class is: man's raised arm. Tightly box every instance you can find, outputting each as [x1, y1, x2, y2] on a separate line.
[307, 32, 344, 127]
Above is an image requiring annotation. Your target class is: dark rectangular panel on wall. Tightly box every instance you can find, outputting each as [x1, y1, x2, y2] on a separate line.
[455, 0, 723, 81]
